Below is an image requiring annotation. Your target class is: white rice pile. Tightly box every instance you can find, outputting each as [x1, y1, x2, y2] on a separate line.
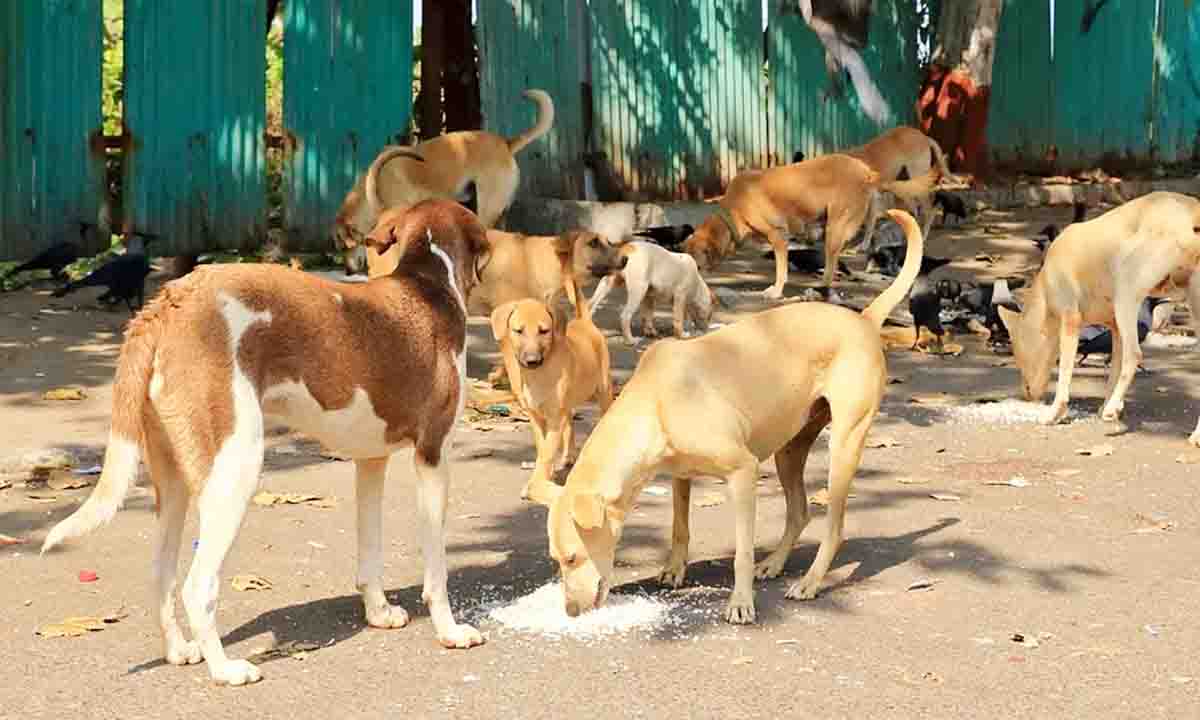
[943, 399, 1086, 425]
[485, 583, 672, 639]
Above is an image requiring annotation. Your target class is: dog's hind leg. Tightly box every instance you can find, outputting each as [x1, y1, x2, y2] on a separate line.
[620, 277, 651, 345]
[1101, 299, 1142, 423]
[755, 404, 831, 580]
[671, 290, 688, 338]
[787, 406, 872, 601]
[180, 419, 265, 685]
[1040, 312, 1081, 425]
[145, 443, 202, 667]
[355, 456, 410, 629]
[413, 448, 484, 649]
[658, 476, 692, 588]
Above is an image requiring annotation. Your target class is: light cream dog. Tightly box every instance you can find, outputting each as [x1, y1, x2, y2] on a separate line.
[589, 240, 718, 345]
[843, 126, 954, 239]
[536, 209, 924, 623]
[682, 154, 937, 299]
[998, 191, 1200, 442]
[491, 282, 614, 503]
[42, 196, 489, 686]
[334, 88, 554, 248]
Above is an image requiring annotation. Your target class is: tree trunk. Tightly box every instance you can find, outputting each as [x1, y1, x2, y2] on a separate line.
[441, 0, 480, 132]
[418, 0, 445, 139]
[917, 0, 1003, 179]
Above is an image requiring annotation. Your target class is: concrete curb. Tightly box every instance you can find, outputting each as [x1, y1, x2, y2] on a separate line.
[505, 177, 1200, 237]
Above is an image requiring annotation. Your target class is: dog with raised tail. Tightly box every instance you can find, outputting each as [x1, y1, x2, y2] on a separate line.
[43, 189, 489, 686]
[998, 191, 1200, 442]
[536, 209, 925, 624]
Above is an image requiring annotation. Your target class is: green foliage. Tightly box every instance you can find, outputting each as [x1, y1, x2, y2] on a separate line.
[102, 0, 124, 135]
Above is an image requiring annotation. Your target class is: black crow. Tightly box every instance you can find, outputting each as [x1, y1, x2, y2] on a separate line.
[792, 150, 806, 163]
[53, 236, 156, 312]
[933, 190, 968, 225]
[762, 247, 852, 276]
[4, 221, 92, 282]
[1035, 201, 1087, 253]
[633, 224, 695, 251]
[908, 256, 954, 349]
[1077, 297, 1169, 368]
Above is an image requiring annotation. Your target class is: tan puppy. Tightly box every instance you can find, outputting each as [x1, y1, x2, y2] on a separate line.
[537, 209, 924, 623]
[843, 126, 954, 239]
[589, 240, 718, 345]
[334, 88, 554, 247]
[682, 154, 937, 299]
[42, 196, 490, 686]
[998, 192, 1200, 442]
[492, 282, 614, 502]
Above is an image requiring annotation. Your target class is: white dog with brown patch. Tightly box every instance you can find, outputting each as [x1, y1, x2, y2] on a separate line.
[998, 191, 1200, 442]
[537, 209, 924, 623]
[588, 240, 718, 345]
[43, 194, 488, 686]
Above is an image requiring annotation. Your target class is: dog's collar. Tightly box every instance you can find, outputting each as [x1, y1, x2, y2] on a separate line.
[711, 204, 741, 243]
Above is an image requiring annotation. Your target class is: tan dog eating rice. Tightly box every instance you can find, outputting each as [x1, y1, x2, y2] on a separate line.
[538, 209, 925, 623]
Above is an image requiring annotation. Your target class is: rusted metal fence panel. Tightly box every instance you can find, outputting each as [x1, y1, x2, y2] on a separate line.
[122, 0, 266, 255]
[0, 0, 105, 262]
[767, 0, 919, 167]
[589, 0, 765, 201]
[477, 0, 586, 200]
[282, 0, 414, 252]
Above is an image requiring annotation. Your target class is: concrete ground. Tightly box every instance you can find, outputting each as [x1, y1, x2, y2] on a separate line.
[3, 202, 1200, 719]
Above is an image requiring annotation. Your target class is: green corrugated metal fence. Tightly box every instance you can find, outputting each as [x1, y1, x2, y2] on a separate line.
[990, 0, 1194, 169]
[768, 0, 920, 166]
[283, 0, 414, 252]
[122, 0, 266, 255]
[1, 0, 105, 261]
[477, 0, 585, 199]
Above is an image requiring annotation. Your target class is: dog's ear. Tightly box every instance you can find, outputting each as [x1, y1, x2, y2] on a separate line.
[491, 303, 517, 342]
[570, 492, 606, 529]
[996, 305, 1020, 336]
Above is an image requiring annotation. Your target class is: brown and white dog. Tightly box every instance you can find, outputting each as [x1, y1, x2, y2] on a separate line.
[334, 88, 554, 248]
[998, 191, 1200, 442]
[682, 153, 937, 299]
[538, 209, 925, 623]
[491, 281, 615, 503]
[843, 126, 954, 240]
[588, 240, 718, 345]
[42, 195, 489, 686]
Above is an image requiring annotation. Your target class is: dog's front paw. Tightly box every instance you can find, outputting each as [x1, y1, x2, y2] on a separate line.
[165, 639, 203, 666]
[725, 591, 757, 624]
[437, 623, 485, 649]
[1100, 401, 1124, 423]
[1039, 404, 1068, 426]
[754, 555, 787, 580]
[365, 603, 411, 629]
[658, 561, 687, 588]
[210, 659, 263, 686]
[785, 575, 822, 601]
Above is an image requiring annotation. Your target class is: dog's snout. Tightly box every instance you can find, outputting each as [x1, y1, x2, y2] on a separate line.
[565, 600, 581, 618]
[519, 353, 544, 369]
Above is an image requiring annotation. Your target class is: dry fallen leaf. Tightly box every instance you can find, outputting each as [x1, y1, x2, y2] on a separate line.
[26, 493, 59, 504]
[896, 476, 930, 485]
[888, 376, 907, 385]
[866, 437, 902, 449]
[929, 493, 962, 502]
[48, 470, 90, 491]
[1132, 513, 1175, 534]
[0, 533, 27, 546]
[1175, 454, 1199, 465]
[731, 657, 754, 666]
[1075, 444, 1114, 457]
[252, 491, 332, 508]
[42, 387, 87, 401]
[1051, 468, 1082, 478]
[985, 476, 1030, 488]
[36, 609, 126, 638]
[906, 578, 939, 592]
[908, 392, 955, 406]
[231, 574, 273, 591]
[695, 492, 725, 508]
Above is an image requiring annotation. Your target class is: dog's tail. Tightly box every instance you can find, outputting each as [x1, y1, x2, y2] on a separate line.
[927, 136, 954, 182]
[364, 146, 427, 221]
[878, 168, 941, 203]
[507, 89, 555, 155]
[42, 304, 163, 552]
[862, 209, 924, 330]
